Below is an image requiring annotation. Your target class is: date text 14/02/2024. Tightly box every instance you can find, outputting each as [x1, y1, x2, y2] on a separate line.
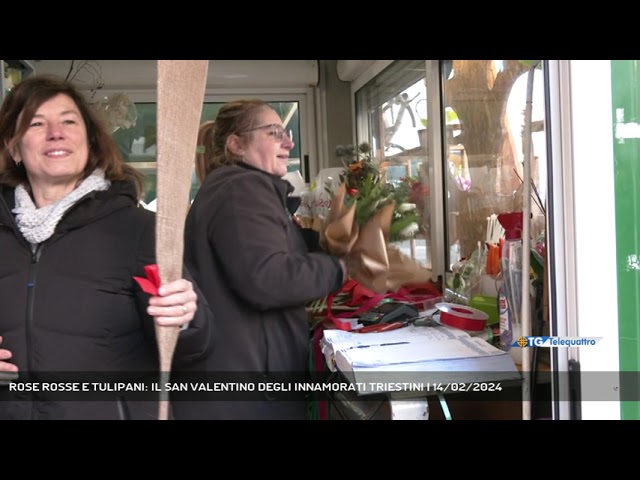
[424, 382, 503, 393]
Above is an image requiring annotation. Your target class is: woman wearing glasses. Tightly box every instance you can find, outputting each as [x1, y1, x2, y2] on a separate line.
[179, 100, 346, 420]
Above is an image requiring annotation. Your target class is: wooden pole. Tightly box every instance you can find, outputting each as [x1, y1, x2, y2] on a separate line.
[155, 60, 209, 420]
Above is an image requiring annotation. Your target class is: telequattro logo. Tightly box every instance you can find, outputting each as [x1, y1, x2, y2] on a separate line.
[512, 336, 602, 348]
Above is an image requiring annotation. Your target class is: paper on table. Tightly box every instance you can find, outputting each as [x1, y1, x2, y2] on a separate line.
[339, 354, 521, 395]
[339, 336, 506, 368]
[324, 324, 467, 350]
[321, 324, 481, 372]
[322, 323, 519, 396]
[322, 324, 520, 396]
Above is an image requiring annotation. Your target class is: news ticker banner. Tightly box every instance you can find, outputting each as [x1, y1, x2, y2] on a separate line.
[1, 370, 639, 401]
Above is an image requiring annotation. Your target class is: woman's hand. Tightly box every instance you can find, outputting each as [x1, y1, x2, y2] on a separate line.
[0, 336, 18, 373]
[147, 278, 198, 328]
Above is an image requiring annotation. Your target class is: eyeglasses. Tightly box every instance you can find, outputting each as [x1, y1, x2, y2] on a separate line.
[240, 123, 293, 142]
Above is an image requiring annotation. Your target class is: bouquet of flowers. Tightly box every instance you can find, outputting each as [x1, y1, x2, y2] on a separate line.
[320, 143, 432, 293]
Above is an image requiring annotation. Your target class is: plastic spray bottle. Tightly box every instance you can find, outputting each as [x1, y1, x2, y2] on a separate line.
[497, 212, 523, 364]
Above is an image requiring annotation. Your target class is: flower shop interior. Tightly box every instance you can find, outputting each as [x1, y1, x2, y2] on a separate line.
[2, 60, 638, 420]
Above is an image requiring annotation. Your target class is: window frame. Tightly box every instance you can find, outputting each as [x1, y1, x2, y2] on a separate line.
[352, 60, 444, 281]
[98, 88, 317, 202]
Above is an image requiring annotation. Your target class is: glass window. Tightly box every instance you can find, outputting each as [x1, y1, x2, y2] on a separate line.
[113, 100, 302, 207]
[442, 60, 546, 267]
[354, 60, 547, 280]
[355, 60, 432, 269]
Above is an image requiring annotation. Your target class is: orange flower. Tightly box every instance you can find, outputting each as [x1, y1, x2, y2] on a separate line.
[348, 160, 364, 173]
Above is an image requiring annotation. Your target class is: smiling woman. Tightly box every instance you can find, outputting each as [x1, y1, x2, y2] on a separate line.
[9, 93, 91, 207]
[178, 98, 346, 420]
[0, 75, 216, 420]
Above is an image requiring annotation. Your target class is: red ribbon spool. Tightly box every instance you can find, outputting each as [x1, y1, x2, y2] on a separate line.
[437, 303, 488, 331]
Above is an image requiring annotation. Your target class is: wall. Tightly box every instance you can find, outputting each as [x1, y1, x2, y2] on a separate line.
[31, 59, 352, 177]
[336, 60, 377, 82]
[319, 60, 353, 169]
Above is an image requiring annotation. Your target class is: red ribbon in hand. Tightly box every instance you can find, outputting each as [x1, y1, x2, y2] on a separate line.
[133, 264, 161, 295]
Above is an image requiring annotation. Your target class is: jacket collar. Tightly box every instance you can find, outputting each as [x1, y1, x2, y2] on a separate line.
[0, 180, 139, 234]
[236, 162, 295, 197]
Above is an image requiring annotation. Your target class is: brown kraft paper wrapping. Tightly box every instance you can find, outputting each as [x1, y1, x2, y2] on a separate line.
[321, 183, 432, 293]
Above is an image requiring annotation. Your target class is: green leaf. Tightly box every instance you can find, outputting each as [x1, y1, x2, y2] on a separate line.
[519, 60, 542, 69]
[530, 248, 545, 280]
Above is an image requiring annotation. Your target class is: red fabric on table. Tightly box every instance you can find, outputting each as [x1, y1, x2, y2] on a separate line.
[324, 279, 441, 331]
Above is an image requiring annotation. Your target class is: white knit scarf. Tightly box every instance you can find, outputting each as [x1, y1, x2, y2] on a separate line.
[13, 169, 111, 244]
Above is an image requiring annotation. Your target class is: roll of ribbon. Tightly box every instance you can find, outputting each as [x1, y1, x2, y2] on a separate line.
[435, 303, 488, 331]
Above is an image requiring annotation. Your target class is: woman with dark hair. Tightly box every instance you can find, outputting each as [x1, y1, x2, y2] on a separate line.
[0, 75, 215, 420]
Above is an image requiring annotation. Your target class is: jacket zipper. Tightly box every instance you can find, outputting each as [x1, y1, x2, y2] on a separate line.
[26, 243, 43, 374]
[26, 243, 43, 419]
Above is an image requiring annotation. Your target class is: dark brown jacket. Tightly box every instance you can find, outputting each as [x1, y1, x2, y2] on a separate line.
[179, 164, 343, 419]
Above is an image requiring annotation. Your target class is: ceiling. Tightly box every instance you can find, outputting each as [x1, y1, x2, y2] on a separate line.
[33, 60, 320, 91]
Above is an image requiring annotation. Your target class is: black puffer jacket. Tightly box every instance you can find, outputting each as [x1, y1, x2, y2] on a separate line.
[179, 163, 343, 420]
[0, 180, 215, 420]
